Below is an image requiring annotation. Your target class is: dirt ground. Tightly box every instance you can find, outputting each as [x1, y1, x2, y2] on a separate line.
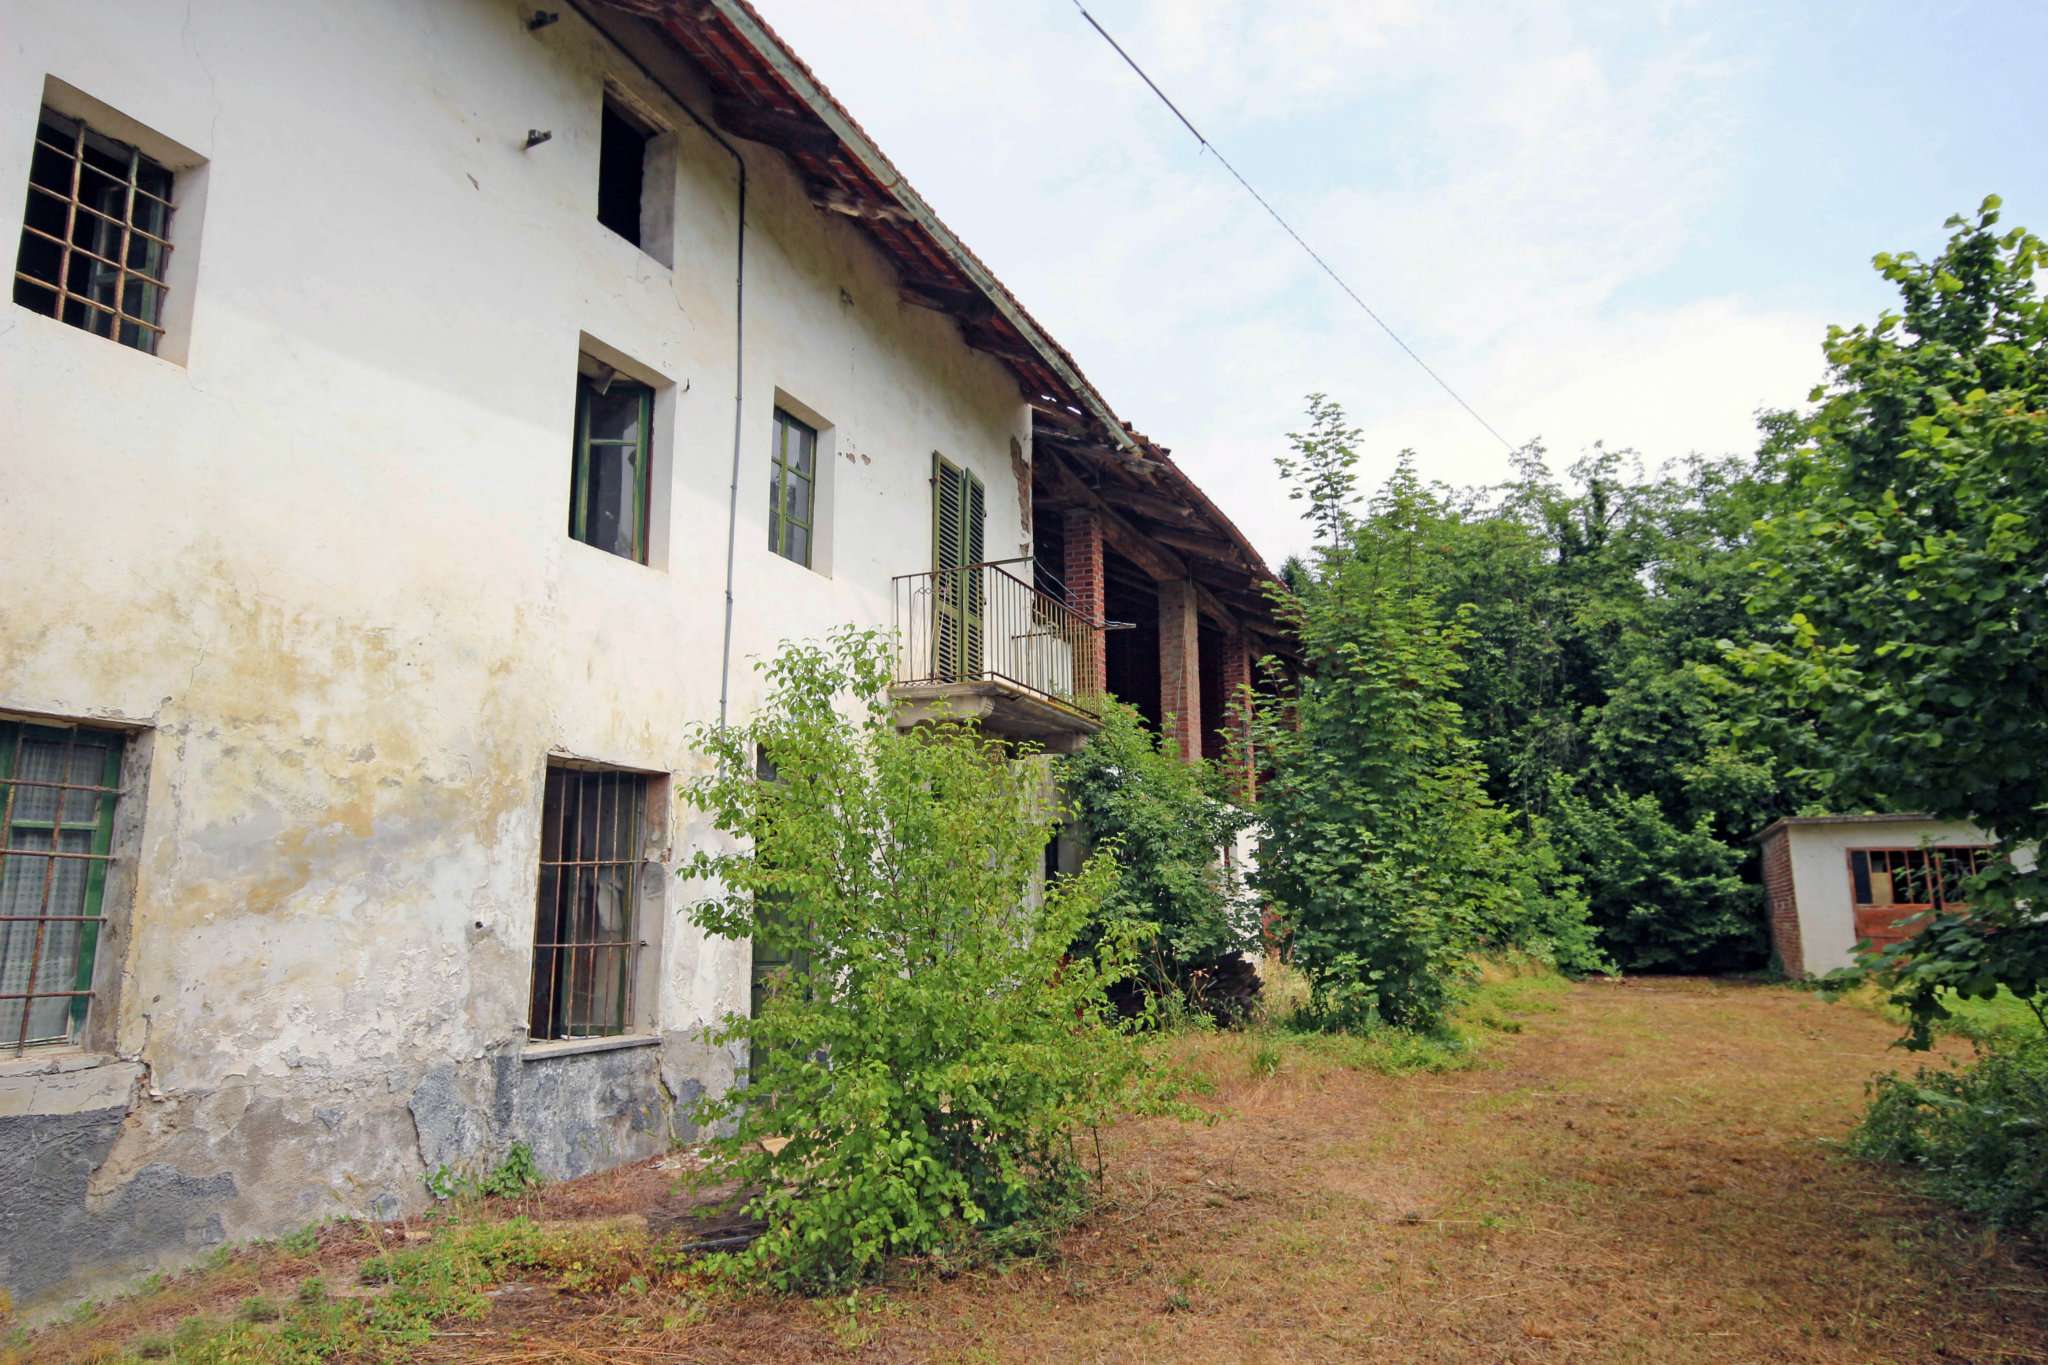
[19, 977, 2048, 1364]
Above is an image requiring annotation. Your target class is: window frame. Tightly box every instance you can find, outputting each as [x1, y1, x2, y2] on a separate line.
[767, 407, 818, 568]
[528, 763, 653, 1043]
[0, 720, 124, 1056]
[12, 104, 176, 355]
[569, 372, 655, 565]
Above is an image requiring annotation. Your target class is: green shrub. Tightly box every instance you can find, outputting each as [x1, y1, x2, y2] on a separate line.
[682, 629, 1186, 1288]
[1849, 1036, 2048, 1231]
[1056, 698, 1258, 1022]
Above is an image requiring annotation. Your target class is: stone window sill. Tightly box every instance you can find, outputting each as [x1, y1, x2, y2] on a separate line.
[520, 1034, 659, 1062]
[0, 1048, 122, 1080]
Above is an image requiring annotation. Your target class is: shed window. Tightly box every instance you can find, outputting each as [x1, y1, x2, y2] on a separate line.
[1847, 844, 1991, 951]
[1, 721, 123, 1055]
[530, 765, 649, 1041]
[570, 367, 654, 563]
[12, 107, 174, 355]
[768, 408, 817, 568]
[597, 96, 651, 247]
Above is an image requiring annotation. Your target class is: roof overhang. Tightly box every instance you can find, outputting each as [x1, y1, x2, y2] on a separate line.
[595, 0, 1294, 647]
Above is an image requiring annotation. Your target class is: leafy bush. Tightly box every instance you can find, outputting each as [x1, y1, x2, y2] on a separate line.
[682, 629, 1184, 1288]
[1056, 698, 1258, 1021]
[1849, 1036, 2048, 1231]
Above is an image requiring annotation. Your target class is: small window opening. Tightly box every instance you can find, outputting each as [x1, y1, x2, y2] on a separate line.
[768, 408, 818, 568]
[597, 97, 651, 247]
[12, 107, 175, 355]
[530, 765, 650, 1041]
[1, 720, 125, 1055]
[570, 358, 654, 563]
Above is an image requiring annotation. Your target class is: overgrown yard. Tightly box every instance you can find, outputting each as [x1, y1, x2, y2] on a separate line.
[15, 977, 2046, 1364]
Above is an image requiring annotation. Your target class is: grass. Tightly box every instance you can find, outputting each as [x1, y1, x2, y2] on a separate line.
[7, 967, 2045, 1363]
[1826, 979, 2048, 1045]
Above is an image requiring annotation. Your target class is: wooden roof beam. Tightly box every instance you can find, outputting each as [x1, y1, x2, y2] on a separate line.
[714, 99, 840, 159]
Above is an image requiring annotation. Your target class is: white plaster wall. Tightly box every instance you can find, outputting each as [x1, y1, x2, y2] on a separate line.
[0, 0, 1032, 1269]
[1785, 821, 1992, 975]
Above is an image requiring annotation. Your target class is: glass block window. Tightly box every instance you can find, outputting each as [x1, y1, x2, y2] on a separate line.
[12, 107, 174, 355]
[570, 370, 654, 563]
[768, 408, 817, 568]
[1, 721, 124, 1054]
[530, 765, 648, 1041]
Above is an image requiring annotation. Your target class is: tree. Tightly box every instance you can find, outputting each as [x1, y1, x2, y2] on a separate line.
[1738, 199, 2048, 1042]
[1251, 422, 1601, 1032]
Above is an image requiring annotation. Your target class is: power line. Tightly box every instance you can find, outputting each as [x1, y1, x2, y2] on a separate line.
[1069, 1, 1516, 452]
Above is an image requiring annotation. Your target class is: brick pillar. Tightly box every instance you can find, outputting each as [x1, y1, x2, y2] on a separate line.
[1220, 629, 1255, 800]
[1062, 509, 1108, 700]
[1158, 578, 1201, 762]
[1760, 825, 1803, 977]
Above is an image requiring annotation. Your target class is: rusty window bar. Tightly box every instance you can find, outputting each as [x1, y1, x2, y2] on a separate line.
[12, 106, 176, 355]
[529, 766, 646, 1042]
[1, 721, 125, 1056]
[891, 559, 1103, 720]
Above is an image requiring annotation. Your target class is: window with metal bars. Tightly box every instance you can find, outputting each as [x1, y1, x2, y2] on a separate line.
[570, 365, 655, 563]
[768, 408, 818, 568]
[12, 106, 174, 355]
[1847, 844, 1990, 950]
[1, 721, 124, 1056]
[530, 765, 650, 1041]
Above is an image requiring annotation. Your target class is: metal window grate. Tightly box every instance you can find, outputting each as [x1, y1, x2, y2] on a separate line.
[1846, 845, 1989, 951]
[1, 722, 124, 1056]
[530, 766, 648, 1041]
[12, 107, 175, 355]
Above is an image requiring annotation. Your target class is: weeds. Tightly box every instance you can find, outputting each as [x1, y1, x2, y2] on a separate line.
[425, 1141, 544, 1202]
[1849, 1035, 2048, 1231]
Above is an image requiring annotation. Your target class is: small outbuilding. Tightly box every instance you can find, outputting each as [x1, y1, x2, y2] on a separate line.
[1757, 814, 1995, 977]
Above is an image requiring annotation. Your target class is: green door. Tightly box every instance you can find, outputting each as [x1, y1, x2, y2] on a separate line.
[932, 453, 986, 682]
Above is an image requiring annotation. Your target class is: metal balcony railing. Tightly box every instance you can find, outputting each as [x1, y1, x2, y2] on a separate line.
[891, 559, 1102, 720]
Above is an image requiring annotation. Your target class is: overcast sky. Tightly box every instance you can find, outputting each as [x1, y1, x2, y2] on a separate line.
[760, 0, 2048, 567]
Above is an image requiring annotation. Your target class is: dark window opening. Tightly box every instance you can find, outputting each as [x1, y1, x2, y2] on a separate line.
[1198, 622, 1226, 763]
[13, 107, 175, 355]
[1846, 844, 1992, 953]
[570, 365, 654, 563]
[530, 765, 648, 1041]
[597, 97, 650, 247]
[1103, 552, 1161, 732]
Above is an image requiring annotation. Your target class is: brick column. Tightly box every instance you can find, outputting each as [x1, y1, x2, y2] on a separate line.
[1062, 509, 1108, 700]
[1760, 826, 1803, 977]
[1220, 629, 1255, 800]
[1158, 578, 1201, 762]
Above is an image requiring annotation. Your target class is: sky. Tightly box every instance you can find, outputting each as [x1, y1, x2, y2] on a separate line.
[759, 0, 2048, 567]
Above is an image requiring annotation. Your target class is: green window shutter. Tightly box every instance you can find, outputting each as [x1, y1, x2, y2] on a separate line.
[931, 454, 986, 682]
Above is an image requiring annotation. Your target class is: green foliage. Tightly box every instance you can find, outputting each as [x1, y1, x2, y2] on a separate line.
[424, 1142, 542, 1202]
[681, 629, 1185, 1289]
[1056, 698, 1258, 1019]
[1737, 199, 2048, 1042]
[101, 1218, 643, 1364]
[1250, 435, 1600, 1031]
[1849, 1036, 2048, 1231]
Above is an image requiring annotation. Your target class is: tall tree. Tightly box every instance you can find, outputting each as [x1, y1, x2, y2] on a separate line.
[1738, 199, 2048, 1040]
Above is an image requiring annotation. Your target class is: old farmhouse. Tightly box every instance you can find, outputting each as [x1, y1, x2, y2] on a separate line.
[0, 0, 1290, 1308]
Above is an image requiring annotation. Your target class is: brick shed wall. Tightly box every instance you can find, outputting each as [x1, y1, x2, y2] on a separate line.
[1760, 827, 1803, 977]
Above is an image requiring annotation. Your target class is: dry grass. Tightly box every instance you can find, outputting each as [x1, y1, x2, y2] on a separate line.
[11, 976, 2046, 1364]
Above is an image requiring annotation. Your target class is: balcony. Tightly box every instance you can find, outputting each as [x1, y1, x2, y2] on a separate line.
[890, 559, 1102, 752]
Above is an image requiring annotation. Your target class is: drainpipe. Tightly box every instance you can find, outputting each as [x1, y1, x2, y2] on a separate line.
[563, 4, 748, 731]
